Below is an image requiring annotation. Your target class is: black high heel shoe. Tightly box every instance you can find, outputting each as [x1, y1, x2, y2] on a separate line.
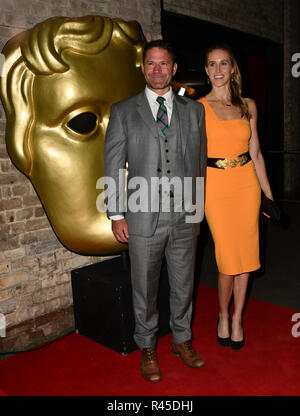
[217, 317, 230, 347]
[230, 322, 244, 350]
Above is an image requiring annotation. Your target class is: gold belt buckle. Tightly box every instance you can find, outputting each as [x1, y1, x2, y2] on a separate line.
[238, 154, 249, 166]
[215, 158, 228, 169]
[229, 158, 238, 168]
[215, 154, 249, 169]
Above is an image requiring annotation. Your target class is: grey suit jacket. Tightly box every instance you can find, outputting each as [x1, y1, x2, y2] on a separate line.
[104, 90, 207, 237]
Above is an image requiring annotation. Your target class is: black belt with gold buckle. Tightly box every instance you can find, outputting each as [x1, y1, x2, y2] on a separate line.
[207, 151, 251, 169]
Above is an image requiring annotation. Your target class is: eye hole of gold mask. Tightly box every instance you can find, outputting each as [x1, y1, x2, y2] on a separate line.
[67, 112, 98, 134]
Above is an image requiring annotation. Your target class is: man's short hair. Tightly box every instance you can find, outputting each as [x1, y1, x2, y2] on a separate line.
[142, 39, 176, 63]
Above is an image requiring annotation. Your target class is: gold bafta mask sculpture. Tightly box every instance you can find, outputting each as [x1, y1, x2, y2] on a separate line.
[0, 15, 146, 255]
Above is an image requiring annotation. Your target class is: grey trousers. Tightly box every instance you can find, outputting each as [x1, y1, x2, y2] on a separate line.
[128, 211, 197, 349]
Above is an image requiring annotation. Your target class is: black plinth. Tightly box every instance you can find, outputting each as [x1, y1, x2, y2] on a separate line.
[71, 253, 171, 354]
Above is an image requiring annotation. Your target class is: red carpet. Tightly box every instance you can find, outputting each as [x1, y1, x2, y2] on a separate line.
[0, 284, 299, 396]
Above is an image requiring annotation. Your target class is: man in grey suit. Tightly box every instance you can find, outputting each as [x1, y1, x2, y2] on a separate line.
[104, 40, 207, 382]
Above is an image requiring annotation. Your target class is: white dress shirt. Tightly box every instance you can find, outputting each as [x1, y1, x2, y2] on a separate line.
[144, 86, 174, 123]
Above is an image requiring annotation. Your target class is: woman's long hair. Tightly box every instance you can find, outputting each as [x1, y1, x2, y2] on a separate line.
[205, 43, 250, 120]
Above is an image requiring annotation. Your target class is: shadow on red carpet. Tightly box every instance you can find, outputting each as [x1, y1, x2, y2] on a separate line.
[0, 284, 299, 396]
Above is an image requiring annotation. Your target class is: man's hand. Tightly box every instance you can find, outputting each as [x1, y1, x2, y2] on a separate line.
[112, 218, 129, 243]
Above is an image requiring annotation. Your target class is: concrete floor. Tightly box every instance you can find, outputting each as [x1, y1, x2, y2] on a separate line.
[196, 201, 300, 310]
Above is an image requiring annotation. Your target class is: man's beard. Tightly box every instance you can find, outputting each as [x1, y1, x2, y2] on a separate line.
[146, 79, 171, 90]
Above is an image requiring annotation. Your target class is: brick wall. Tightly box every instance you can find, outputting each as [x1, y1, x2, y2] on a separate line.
[0, 0, 161, 356]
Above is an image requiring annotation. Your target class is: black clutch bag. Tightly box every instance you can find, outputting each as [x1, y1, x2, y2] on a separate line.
[261, 195, 281, 221]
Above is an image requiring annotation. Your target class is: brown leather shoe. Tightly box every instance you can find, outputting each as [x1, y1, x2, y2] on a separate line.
[171, 340, 205, 368]
[140, 348, 161, 382]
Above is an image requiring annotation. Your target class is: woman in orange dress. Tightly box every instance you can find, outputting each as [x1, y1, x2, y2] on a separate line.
[198, 44, 274, 349]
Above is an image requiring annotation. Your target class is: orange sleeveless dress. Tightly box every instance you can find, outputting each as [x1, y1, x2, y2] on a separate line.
[199, 97, 261, 275]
